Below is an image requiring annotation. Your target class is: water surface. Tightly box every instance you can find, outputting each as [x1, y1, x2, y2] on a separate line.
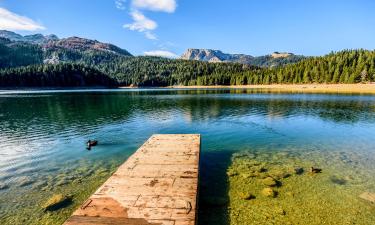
[0, 89, 375, 224]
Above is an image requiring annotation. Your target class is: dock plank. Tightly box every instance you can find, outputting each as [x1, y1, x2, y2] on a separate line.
[64, 134, 200, 225]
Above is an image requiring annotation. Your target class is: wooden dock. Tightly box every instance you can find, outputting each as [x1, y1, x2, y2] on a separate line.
[64, 134, 201, 225]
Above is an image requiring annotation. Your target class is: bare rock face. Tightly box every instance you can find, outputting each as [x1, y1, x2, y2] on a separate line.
[180, 48, 254, 64]
[271, 52, 294, 58]
[180, 48, 305, 67]
[0, 30, 58, 44]
[43, 54, 60, 64]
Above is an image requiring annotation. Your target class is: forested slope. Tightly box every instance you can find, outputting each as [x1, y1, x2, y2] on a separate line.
[0, 31, 374, 87]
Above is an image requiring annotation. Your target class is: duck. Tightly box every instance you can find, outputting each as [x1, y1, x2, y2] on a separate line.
[310, 167, 322, 173]
[86, 140, 98, 150]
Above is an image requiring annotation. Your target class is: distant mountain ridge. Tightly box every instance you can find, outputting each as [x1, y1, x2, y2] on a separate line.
[0, 30, 131, 56]
[0, 30, 132, 66]
[181, 48, 254, 63]
[181, 48, 306, 67]
[0, 30, 58, 44]
[43, 37, 132, 56]
[3, 30, 373, 88]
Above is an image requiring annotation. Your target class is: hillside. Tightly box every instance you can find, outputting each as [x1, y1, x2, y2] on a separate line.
[0, 31, 132, 67]
[0, 31, 374, 87]
[0, 38, 43, 68]
[42, 37, 132, 57]
[193, 49, 375, 85]
[180, 48, 306, 67]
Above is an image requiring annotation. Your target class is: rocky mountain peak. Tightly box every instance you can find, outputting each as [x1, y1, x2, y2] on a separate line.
[181, 48, 254, 64]
[181, 48, 304, 67]
[0, 30, 59, 44]
[271, 52, 294, 58]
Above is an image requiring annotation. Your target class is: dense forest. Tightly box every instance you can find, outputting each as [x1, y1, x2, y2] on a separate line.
[191, 49, 375, 85]
[0, 33, 374, 87]
[0, 64, 115, 87]
[0, 38, 43, 68]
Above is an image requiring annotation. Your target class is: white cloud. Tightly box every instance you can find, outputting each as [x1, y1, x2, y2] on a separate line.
[121, 0, 177, 40]
[0, 8, 45, 31]
[145, 31, 157, 40]
[115, 0, 127, 10]
[144, 50, 178, 58]
[132, 0, 177, 13]
[124, 10, 157, 32]
[124, 10, 158, 39]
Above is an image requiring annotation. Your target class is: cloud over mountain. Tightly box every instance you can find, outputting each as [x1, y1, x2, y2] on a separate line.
[144, 50, 178, 58]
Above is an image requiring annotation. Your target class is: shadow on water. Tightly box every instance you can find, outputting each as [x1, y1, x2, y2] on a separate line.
[198, 150, 233, 225]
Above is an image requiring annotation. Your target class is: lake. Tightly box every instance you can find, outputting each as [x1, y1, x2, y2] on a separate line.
[0, 88, 375, 225]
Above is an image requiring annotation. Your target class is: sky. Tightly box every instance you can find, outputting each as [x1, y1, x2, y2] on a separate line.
[0, 0, 374, 57]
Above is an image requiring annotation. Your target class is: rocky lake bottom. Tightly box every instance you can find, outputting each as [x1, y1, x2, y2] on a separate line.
[1, 89, 375, 224]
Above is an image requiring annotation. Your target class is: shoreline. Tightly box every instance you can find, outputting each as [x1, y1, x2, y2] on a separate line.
[165, 84, 375, 94]
[1, 84, 375, 94]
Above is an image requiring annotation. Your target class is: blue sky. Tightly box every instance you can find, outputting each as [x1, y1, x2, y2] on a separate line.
[0, 0, 374, 57]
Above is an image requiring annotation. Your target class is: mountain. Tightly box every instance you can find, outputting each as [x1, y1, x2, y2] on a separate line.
[0, 30, 132, 67]
[0, 37, 44, 68]
[0, 30, 58, 44]
[0, 30, 24, 42]
[43, 37, 132, 56]
[181, 48, 254, 63]
[0, 30, 374, 87]
[181, 48, 306, 67]
[0, 30, 131, 57]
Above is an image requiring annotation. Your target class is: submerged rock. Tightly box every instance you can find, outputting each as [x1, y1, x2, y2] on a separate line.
[18, 177, 34, 187]
[330, 176, 347, 185]
[55, 179, 70, 186]
[239, 192, 255, 200]
[32, 181, 48, 190]
[42, 194, 72, 211]
[293, 167, 304, 175]
[227, 169, 238, 177]
[271, 171, 291, 180]
[262, 177, 277, 187]
[0, 184, 9, 190]
[262, 188, 277, 198]
[257, 167, 267, 173]
[96, 168, 109, 176]
[241, 172, 256, 179]
[359, 192, 375, 204]
[254, 171, 268, 179]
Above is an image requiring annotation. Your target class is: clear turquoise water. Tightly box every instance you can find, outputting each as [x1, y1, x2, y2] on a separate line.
[0, 89, 375, 224]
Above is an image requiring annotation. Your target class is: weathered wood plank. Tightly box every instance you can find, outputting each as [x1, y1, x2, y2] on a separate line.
[64, 134, 200, 225]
